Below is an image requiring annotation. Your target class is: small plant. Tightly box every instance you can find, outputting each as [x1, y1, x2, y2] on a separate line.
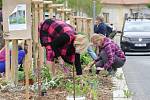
[64, 75, 98, 99]
[90, 89, 98, 100]
[0, 80, 7, 86]
[18, 70, 34, 80]
[18, 71, 25, 81]
[123, 89, 133, 98]
[80, 52, 93, 65]
[41, 64, 52, 81]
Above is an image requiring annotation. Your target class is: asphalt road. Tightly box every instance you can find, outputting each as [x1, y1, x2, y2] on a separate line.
[123, 55, 150, 100]
[113, 34, 150, 100]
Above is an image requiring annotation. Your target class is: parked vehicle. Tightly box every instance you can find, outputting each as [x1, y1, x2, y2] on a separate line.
[120, 18, 150, 52]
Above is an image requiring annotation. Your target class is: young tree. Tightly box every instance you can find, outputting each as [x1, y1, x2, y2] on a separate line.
[45, 0, 102, 17]
[67, 0, 102, 17]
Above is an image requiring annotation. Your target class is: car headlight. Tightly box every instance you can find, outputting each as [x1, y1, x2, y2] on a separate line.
[122, 36, 130, 42]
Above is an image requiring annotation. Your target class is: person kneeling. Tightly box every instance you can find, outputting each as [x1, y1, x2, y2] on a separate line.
[88, 34, 126, 75]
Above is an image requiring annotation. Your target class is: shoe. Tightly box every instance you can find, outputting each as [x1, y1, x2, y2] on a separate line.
[107, 68, 117, 76]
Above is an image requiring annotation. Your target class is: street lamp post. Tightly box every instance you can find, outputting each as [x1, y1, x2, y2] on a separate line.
[93, 0, 96, 31]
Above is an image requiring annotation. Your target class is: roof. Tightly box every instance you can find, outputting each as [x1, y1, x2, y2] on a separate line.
[101, 0, 150, 5]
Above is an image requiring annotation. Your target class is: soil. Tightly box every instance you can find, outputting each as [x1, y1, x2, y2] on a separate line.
[0, 71, 113, 100]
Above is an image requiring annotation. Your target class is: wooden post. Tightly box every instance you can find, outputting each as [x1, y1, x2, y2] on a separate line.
[38, 1, 44, 97]
[73, 63, 75, 100]
[76, 16, 80, 32]
[38, 0, 44, 64]
[51, 4, 64, 19]
[24, 40, 32, 100]
[32, 0, 44, 74]
[57, 8, 71, 21]
[11, 40, 18, 85]
[37, 44, 42, 97]
[81, 17, 84, 33]
[32, 0, 44, 98]
[43, 1, 53, 18]
[83, 18, 91, 39]
[71, 16, 78, 31]
[61, 8, 65, 20]
[70, 16, 75, 28]
[86, 18, 93, 39]
[5, 40, 11, 81]
[83, 18, 87, 34]
[32, 1, 39, 73]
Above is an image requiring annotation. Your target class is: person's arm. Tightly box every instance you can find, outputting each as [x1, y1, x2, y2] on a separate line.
[99, 24, 107, 35]
[58, 56, 64, 65]
[103, 44, 114, 69]
[87, 45, 98, 60]
[94, 23, 106, 35]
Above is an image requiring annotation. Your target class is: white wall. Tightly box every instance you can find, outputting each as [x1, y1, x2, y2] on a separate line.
[101, 4, 149, 31]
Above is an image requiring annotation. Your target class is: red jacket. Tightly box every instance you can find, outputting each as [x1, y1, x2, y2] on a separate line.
[39, 19, 76, 63]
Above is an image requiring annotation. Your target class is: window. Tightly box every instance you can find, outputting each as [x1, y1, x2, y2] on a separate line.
[124, 21, 150, 32]
[133, 13, 138, 19]
[103, 13, 109, 23]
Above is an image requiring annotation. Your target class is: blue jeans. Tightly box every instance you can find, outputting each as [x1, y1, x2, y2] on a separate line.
[0, 61, 5, 73]
[87, 46, 97, 60]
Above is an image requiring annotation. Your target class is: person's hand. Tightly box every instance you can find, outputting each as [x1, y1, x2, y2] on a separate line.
[58, 57, 64, 65]
[95, 57, 101, 62]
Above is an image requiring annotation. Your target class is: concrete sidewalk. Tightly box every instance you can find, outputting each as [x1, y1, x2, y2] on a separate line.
[112, 34, 132, 100]
[112, 68, 132, 100]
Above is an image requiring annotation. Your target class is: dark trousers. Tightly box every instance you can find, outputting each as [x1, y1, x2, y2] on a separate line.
[95, 50, 125, 70]
[50, 33, 82, 75]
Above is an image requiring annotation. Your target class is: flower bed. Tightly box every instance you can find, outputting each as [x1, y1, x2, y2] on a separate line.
[0, 52, 113, 99]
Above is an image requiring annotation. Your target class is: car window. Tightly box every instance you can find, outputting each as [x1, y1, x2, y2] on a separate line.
[124, 21, 150, 32]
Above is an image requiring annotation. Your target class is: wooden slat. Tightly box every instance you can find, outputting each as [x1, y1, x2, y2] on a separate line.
[5, 40, 11, 81]
[57, 8, 72, 12]
[43, 1, 52, 4]
[39, 1, 44, 70]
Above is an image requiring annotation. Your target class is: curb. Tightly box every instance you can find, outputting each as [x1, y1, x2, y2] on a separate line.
[112, 68, 132, 100]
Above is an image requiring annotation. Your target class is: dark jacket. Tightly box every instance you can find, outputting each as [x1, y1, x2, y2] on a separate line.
[94, 22, 107, 36]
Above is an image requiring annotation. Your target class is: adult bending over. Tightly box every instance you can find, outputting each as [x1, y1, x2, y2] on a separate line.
[39, 19, 87, 76]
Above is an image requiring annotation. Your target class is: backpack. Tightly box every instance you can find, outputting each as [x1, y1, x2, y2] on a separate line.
[106, 25, 112, 37]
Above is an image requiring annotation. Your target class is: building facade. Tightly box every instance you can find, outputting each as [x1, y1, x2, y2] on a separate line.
[100, 0, 150, 31]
